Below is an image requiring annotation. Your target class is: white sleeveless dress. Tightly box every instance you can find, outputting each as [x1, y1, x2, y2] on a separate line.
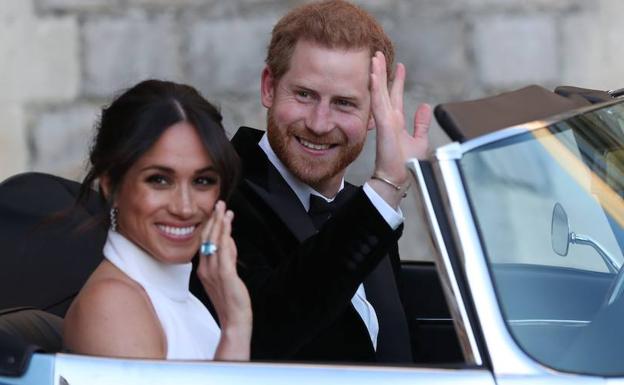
[103, 230, 220, 359]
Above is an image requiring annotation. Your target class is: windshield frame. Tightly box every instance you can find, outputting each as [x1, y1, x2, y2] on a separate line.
[430, 97, 624, 378]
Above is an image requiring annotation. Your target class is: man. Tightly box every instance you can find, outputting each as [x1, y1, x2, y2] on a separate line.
[194, 0, 431, 363]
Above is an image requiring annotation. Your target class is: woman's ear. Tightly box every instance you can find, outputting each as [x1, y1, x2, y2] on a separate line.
[260, 66, 276, 109]
[99, 175, 113, 202]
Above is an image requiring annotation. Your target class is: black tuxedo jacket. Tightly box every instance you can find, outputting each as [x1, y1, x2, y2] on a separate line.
[191, 127, 412, 362]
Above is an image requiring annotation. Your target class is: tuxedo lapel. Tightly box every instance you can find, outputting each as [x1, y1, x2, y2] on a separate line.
[232, 127, 317, 242]
[364, 256, 413, 362]
[245, 176, 316, 242]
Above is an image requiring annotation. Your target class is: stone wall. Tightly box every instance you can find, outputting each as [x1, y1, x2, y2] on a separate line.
[1, 0, 623, 260]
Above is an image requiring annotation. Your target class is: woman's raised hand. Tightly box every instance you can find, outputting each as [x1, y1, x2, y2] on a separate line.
[197, 200, 252, 360]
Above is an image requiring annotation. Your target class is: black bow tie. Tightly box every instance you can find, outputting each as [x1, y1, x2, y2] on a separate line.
[308, 190, 349, 229]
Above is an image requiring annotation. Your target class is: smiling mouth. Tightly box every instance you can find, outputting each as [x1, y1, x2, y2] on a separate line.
[157, 224, 196, 238]
[297, 137, 334, 151]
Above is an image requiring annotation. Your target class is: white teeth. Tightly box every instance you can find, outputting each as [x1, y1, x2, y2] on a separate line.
[158, 225, 195, 237]
[299, 138, 330, 150]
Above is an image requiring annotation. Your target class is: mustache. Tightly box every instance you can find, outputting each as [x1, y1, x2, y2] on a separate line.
[266, 107, 346, 144]
[287, 125, 345, 144]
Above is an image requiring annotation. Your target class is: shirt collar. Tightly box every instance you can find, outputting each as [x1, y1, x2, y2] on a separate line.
[259, 133, 344, 211]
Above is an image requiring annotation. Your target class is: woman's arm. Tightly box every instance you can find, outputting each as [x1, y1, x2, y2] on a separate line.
[63, 276, 166, 359]
[197, 201, 252, 361]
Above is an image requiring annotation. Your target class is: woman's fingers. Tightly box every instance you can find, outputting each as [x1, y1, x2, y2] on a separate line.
[207, 201, 226, 266]
[216, 210, 236, 274]
[198, 201, 225, 280]
[201, 212, 215, 245]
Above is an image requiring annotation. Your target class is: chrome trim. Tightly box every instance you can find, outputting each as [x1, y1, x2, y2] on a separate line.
[570, 232, 621, 274]
[436, 97, 624, 160]
[435, 142, 463, 161]
[52, 353, 496, 385]
[433, 155, 546, 375]
[416, 318, 453, 323]
[407, 159, 482, 365]
[508, 319, 590, 327]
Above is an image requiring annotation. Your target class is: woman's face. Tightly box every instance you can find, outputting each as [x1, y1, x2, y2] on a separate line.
[113, 121, 220, 264]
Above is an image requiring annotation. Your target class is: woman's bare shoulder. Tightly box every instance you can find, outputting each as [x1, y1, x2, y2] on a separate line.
[63, 261, 166, 359]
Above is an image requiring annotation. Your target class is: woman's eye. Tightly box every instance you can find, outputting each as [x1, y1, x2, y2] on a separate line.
[146, 175, 169, 186]
[195, 176, 218, 187]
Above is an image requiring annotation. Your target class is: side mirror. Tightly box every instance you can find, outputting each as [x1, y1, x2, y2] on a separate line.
[551, 202, 620, 272]
[551, 202, 570, 256]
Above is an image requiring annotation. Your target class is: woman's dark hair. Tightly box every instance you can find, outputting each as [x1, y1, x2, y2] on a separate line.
[78, 79, 240, 219]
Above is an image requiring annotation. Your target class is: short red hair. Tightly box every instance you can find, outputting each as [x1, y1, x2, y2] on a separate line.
[266, 0, 395, 81]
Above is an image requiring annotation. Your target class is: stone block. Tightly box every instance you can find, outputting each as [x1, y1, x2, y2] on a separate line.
[213, 95, 266, 138]
[186, 16, 274, 95]
[0, 0, 34, 19]
[393, 15, 470, 96]
[30, 104, 99, 180]
[560, 13, 602, 88]
[35, 0, 113, 13]
[473, 15, 558, 88]
[353, 0, 397, 14]
[0, 15, 79, 102]
[126, 0, 207, 6]
[398, 0, 587, 15]
[561, 2, 624, 89]
[82, 12, 182, 98]
[0, 105, 27, 181]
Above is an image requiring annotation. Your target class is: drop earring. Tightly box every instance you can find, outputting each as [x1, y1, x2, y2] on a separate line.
[110, 207, 119, 232]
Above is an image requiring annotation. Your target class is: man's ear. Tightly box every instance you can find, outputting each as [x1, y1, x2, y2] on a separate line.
[261, 66, 276, 109]
[367, 115, 375, 131]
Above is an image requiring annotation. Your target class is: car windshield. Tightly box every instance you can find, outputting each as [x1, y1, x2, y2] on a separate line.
[460, 100, 624, 376]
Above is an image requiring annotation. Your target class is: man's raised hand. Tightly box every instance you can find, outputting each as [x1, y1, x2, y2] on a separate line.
[369, 51, 432, 208]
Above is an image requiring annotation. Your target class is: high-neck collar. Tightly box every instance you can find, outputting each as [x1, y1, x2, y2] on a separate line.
[258, 133, 344, 210]
[103, 231, 192, 302]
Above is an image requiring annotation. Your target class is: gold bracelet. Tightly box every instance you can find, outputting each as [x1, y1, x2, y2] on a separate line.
[371, 175, 410, 198]
[371, 174, 402, 191]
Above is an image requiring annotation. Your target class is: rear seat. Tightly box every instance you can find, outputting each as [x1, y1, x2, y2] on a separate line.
[0, 307, 63, 353]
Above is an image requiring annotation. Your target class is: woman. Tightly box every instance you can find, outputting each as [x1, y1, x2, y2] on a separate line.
[63, 80, 251, 360]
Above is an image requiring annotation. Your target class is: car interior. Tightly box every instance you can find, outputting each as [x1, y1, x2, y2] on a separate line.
[0, 171, 466, 377]
[1, 84, 617, 378]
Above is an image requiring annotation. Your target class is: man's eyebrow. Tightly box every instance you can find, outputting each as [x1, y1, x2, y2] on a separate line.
[292, 84, 316, 93]
[292, 83, 363, 102]
[334, 95, 360, 102]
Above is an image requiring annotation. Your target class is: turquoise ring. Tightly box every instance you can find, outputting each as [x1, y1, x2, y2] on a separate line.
[200, 241, 218, 256]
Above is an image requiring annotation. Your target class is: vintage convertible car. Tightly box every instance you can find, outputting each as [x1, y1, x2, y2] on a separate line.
[1, 85, 624, 384]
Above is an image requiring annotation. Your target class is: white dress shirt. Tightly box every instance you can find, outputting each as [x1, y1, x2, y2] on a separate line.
[259, 134, 404, 350]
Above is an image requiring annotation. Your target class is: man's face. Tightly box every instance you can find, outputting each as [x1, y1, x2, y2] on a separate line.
[261, 40, 372, 196]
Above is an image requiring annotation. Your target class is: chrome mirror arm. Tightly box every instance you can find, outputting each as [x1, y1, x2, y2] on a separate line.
[570, 232, 620, 273]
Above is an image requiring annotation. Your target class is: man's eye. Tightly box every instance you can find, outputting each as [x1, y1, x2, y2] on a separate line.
[335, 99, 355, 108]
[296, 90, 310, 99]
[146, 175, 169, 185]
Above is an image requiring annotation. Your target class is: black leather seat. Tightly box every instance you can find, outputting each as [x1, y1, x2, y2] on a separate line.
[0, 172, 107, 356]
[0, 307, 63, 353]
